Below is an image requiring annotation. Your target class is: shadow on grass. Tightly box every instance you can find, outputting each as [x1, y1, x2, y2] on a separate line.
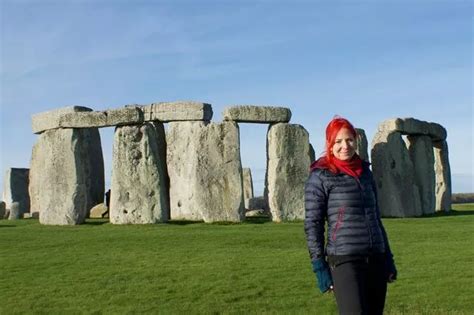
[426, 210, 474, 217]
[168, 220, 205, 225]
[0, 224, 16, 228]
[84, 219, 110, 225]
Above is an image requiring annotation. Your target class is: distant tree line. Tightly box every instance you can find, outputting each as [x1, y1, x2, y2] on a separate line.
[452, 193, 474, 204]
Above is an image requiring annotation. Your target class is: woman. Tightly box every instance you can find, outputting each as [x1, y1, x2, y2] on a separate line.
[304, 117, 397, 315]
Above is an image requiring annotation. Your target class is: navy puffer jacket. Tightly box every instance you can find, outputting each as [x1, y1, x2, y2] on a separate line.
[304, 163, 392, 262]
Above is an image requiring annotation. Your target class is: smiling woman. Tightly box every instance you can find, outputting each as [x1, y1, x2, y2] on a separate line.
[305, 117, 397, 315]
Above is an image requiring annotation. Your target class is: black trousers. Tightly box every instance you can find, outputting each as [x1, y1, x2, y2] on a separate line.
[329, 255, 387, 315]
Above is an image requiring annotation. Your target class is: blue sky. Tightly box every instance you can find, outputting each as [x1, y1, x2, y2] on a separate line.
[1, 0, 472, 196]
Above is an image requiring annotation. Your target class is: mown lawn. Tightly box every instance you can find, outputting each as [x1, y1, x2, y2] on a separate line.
[1, 205, 473, 314]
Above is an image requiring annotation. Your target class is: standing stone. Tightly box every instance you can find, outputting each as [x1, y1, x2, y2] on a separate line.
[433, 140, 452, 212]
[8, 202, 21, 220]
[265, 123, 312, 221]
[0, 201, 5, 219]
[243, 168, 254, 201]
[110, 123, 169, 224]
[84, 128, 105, 216]
[2, 168, 30, 215]
[355, 128, 369, 162]
[371, 131, 422, 217]
[29, 128, 104, 225]
[407, 135, 436, 215]
[167, 121, 244, 222]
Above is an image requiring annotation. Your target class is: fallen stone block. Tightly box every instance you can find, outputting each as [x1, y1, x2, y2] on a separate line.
[31, 106, 93, 134]
[89, 203, 109, 218]
[141, 101, 213, 122]
[223, 105, 291, 123]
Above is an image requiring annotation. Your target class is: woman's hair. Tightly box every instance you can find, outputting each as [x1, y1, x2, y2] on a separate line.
[323, 116, 357, 170]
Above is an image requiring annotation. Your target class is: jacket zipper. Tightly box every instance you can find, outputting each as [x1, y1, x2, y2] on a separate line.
[355, 176, 373, 250]
[332, 207, 345, 241]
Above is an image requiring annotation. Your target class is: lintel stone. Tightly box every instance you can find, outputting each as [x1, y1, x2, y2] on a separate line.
[223, 105, 291, 123]
[377, 117, 447, 141]
[32, 106, 93, 134]
[141, 101, 213, 122]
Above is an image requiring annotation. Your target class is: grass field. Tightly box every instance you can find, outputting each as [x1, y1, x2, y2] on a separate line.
[1, 204, 473, 314]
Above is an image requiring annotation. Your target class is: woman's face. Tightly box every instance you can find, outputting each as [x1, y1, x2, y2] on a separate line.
[331, 128, 356, 161]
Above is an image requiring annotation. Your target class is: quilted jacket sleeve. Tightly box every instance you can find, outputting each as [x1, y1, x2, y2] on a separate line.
[304, 170, 328, 262]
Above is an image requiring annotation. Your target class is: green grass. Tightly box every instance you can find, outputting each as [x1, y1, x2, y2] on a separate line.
[1, 205, 473, 314]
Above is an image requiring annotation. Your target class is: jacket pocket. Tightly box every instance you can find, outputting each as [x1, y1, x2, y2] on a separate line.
[331, 207, 345, 241]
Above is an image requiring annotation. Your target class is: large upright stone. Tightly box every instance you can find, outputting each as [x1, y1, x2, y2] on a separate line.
[265, 123, 311, 221]
[0, 201, 6, 219]
[29, 128, 104, 225]
[223, 106, 291, 123]
[355, 128, 369, 161]
[2, 168, 30, 215]
[141, 101, 213, 122]
[433, 141, 452, 212]
[110, 123, 169, 224]
[407, 135, 436, 215]
[371, 131, 422, 217]
[167, 121, 244, 222]
[31, 106, 93, 134]
[242, 168, 254, 201]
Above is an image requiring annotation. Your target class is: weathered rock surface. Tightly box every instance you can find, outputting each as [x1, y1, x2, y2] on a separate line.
[167, 121, 244, 222]
[110, 123, 169, 224]
[265, 123, 311, 221]
[46, 107, 144, 129]
[433, 141, 452, 212]
[245, 209, 267, 217]
[407, 135, 436, 215]
[29, 128, 104, 225]
[9, 202, 20, 220]
[355, 128, 369, 161]
[371, 131, 422, 217]
[32, 106, 93, 134]
[89, 203, 109, 218]
[377, 118, 447, 141]
[223, 105, 291, 123]
[0, 201, 6, 219]
[242, 168, 254, 201]
[2, 168, 30, 215]
[245, 196, 267, 210]
[141, 101, 213, 122]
